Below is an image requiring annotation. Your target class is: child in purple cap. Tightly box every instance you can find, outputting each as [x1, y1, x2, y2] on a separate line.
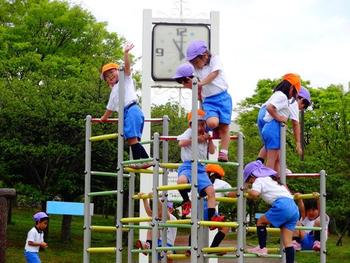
[24, 212, 49, 263]
[244, 160, 299, 263]
[184, 40, 232, 162]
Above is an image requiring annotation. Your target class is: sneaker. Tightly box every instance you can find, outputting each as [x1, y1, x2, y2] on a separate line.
[312, 240, 321, 251]
[181, 201, 192, 217]
[135, 240, 150, 255]
[218, 151, 228, 162]
[247, 246, 268, 256]
[129, 162, 153, 169]
[209, 214, 225, 230]
[292, 240, 301, 251]
[212, 128, 220, 139]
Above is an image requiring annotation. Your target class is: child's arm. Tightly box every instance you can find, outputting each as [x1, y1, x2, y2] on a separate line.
[28, 240, 48, 248]
[101, 110, 113, 121]
[124, 43, 134, 76]
[295, 193, 306, 219]
[198, 70, 219, 86]
[291, 119, 303, 155]
[247, 189, 260, 200]
[138, 192, 153, 217]
[178, 139, 191, 147]
[207, 135, 215, 154]
[266, 104, 288, 123]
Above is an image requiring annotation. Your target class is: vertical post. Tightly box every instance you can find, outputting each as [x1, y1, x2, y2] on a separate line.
[279, 124, 286, 263]
[161, 116, 169, 263]
[237, 132, 244, 263]
[83, 115, 92, 263]
[116, 68, 125, 263]
[320, 170, 327, 263]
[152, 133, 160, 263]
[127, 151, 136, 263]
[190, 79, 199, 263]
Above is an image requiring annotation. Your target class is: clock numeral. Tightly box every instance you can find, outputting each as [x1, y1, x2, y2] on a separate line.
[155, 48, 164, 57]
[176, 27, 187, 36]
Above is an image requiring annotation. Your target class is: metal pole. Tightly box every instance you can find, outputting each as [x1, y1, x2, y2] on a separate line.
[152, 133, 160, 263]
[237, 132, 244, 263]
[127, 148, 136, 263]
[190, 79, 199, 263]
[320, 170, 327, 263]
[161, 116, 169, 263]
[83, 115, 92, 263]
[116, 67, 125, 263]
[279, 124, 286, 263]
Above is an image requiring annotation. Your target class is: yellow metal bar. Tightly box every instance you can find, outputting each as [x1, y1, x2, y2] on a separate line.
[293, 193, 320, 200]
[166, 219, 191, 224]
[167, 254, 189, 259]
[199, 221, 239, 228]
[89, 133, 117, 142]
[132, 193, 157, 200]
[215, 196, 237, 203]
[90, 226, 116, 232]
[124, 167, 162, 174]
[120, 217, 152, 223]
[202, 247, 237, 253]
[246, 227, 281, 233]
[159, 162, 181, 169]
[87, 247, 116, 253]
[157, 184, 191, 191]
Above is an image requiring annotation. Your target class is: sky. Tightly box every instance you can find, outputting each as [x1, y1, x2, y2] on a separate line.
[70, 0, 350, 113]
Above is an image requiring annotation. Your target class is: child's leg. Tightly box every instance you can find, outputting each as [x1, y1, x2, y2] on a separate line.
[256, 215, 270, 248]
[218, 123, 230, 151]
[204, 185, 216, 219]
[128, 137, 149, 159]
[177, 175, 190, 203]
[281, 227, 294, 263]
[206, 116, 219, 130]
[266, 149, 279, 171]
[210, 227, 229, 247]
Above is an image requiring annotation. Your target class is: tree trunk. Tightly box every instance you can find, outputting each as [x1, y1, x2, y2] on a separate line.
[41, 200, 49, 242]
[61, 215, 72, 242]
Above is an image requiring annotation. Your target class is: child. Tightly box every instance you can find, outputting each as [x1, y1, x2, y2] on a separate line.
[135, 193, 177, 262]
[24, 212, 49, 263]
[100, 43, 151, 169]
[186, 41, 232, 162]
[257, 73, 301, 172]
[292, 194, 329, 251]
[177, 109, 223, 226]
[257, 86, 311, 164]
[244, 160, 299, 263]
[206, 164, 235, 249]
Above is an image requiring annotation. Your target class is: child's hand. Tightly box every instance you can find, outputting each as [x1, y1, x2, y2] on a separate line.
[296, 142, 303, 156]
[124, 43, 134, 53]
[40, 242, 48, 248]
[138, 192, 145, 198]
[279, 115, 288, 123]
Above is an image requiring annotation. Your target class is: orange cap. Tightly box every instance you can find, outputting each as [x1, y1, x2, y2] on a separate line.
[206, 164, 225, 177]
[187, 109, 206, 123]
[100, 63, 119, 80]
[283, 73, 301, 92]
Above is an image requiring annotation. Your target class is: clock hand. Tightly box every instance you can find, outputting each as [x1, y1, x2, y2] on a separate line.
[172, 39, 185, 60]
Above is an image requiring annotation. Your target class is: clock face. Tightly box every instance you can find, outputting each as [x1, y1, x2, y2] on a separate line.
[152, 23, 210, 81]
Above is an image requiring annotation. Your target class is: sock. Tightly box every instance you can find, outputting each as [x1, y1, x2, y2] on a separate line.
[220, 149, 228, 154]
[208, 208, 216, 220]
[131, 143, 149, 159]
[179, 190, 190, 203]
[314, 230, 320, 241]
[146, 239, 152, 249]
[256, 157, 265, 164]
[257, 226, 267, 248]
[188, 234, 191, 246]
[210, 231, 226, 247]
[285, 246, 294, 263]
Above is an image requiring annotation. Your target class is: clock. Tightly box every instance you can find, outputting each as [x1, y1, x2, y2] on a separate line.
[151, 23, 210, 81]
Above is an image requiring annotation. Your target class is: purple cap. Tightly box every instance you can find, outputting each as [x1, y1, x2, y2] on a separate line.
[298, 87, 311, 104]
[186, 40, 208, 61]
[167, 202, 174, 209]
[33, 212, 49, 222]
[243, 160, 277, 183]
[173, 63, 194, 79]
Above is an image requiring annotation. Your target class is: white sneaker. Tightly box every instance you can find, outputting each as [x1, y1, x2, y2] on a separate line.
[292, 240, 301, 251]
[247, 246, 268, 256]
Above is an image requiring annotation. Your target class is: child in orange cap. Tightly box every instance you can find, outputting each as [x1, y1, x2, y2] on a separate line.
[100, 43, 151, 169]
[256, 73, 301, 173]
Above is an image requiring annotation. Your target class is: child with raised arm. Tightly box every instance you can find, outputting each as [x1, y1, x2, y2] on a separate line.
[185, 41, 232, 162]
[244, 160, 299, 263]
[100, 43, 151, 169]
[24, 212, 49, 263]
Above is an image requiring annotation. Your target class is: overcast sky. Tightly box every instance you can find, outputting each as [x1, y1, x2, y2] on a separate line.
[70, 0, 350, 113]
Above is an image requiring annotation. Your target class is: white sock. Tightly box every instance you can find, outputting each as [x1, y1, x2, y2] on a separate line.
[220, 149, 228, 154]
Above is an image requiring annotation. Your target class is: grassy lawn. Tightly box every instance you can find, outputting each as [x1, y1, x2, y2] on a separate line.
[5, 208, 350, 262]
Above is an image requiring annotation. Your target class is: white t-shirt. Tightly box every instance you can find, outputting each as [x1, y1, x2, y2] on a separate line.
[177, 128, 209, 162]
[262, 91, 290, 122]
[24, 227, 44, 252]
[251, 177, 293, 204]
[106, 74, 138, 111]
[301, 214, 330, 237]
[289, 100, 299, 122]
[193, 55, 228, 98]
[213, 179, 232, 198]
[161, 213, 177, 245]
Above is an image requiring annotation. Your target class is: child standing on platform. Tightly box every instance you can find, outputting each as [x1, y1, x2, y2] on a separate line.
[100, 43, 151, 169]
[185, 41, 232, 162]
[176, 109, 224, 226]
[24, 212, 49, 263]
[244, 160, 299, 263]
[257, 73, 301, 172]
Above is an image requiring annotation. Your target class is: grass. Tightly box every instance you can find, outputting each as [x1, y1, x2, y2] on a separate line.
[5, 208, 350, 262]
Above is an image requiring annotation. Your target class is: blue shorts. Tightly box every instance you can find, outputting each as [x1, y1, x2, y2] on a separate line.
[265, 197, 299, 231]
[124, 104, 144, 140]
[257, 106, 281, 150]
[301, 232, 315, 250]
[177, 161, 212, 196]
[203, 91, 232, 125]
[24, 251, 41, 263]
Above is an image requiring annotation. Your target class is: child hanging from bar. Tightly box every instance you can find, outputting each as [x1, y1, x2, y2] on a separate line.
[176, 109, 224, 226]
[243, 160, 299, 263]
[100, 43, 152, 169]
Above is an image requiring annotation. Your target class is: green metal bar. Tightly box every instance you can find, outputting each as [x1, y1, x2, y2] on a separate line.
[91, 171, 130, 178]
[156, 246, 191, 252]
[88, 190, 118, 197]
[159, 223, 192, 229]
[122, 158, 153, 165]
[215, 187, 237, 193]
[199, 159, 239, 166]
[131, 249, 152, 254]
[140, 140, 153, 145]
[123, 225, 152, 230]
[244, 253, 282, 258]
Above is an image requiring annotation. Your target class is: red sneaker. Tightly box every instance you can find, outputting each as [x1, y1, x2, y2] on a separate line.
[181, 201, 191, 217]
[135, 240, 150, 255]
[209, 214, 225, 230]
